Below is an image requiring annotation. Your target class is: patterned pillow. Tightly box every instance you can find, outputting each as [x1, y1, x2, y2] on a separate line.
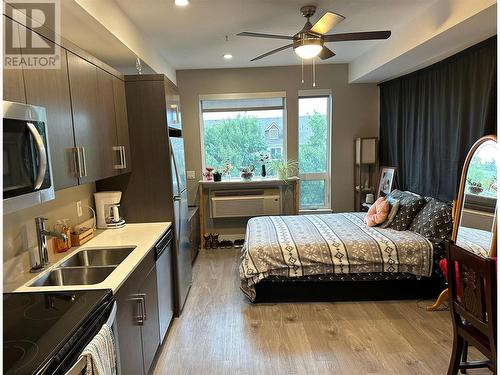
[379, 197, 400, 229]
[386, 190, 426, 231]
[409, 197, 452, 243]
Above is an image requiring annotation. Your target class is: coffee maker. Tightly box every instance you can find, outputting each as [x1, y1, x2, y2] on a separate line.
[94, 191, 126, 229]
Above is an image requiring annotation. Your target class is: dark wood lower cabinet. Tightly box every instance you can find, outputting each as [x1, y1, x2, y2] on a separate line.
[140, 267, 160, 374]
[115, 248, 161, 375]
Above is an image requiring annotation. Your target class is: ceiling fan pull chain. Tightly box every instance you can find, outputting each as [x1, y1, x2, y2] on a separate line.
[301, 58, 304, 84]
[312, 57, 316, 87]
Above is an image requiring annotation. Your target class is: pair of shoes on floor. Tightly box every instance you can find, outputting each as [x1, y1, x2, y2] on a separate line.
[219, 240, 233, 249]
[203, 233, 219, 249]
[233, 239, 244, 248]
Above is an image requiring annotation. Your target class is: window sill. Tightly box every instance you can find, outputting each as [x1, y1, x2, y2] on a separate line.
[299, 208, 333, 215]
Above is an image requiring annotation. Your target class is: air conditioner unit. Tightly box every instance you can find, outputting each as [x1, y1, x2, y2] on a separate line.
[210, 189, 281, 218]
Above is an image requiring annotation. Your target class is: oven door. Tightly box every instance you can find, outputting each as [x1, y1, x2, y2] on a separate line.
[3, 101, 54, 213]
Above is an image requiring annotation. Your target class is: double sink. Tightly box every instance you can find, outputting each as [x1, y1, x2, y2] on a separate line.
[29, 247, 136, 287]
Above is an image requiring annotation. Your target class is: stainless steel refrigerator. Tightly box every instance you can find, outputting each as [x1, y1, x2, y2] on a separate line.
[168, 126, 192, 313]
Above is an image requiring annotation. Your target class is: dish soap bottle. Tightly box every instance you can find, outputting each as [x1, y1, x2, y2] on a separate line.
[54, 219, 72, 253]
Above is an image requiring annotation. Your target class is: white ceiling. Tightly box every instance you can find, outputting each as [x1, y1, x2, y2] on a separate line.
[113, 0, 436, 69]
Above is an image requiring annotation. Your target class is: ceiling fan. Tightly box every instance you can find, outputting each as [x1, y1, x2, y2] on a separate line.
[237, 5, 391, 61]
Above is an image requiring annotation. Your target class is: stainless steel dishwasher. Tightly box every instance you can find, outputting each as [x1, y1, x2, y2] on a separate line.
[155, 229, 174, 343]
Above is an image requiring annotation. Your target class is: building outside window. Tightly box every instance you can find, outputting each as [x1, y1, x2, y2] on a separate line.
[298, 92, 332, 210]
[200, 93, 286, 177]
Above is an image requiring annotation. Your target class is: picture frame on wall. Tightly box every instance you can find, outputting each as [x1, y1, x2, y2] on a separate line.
[377, 166, 397, 197]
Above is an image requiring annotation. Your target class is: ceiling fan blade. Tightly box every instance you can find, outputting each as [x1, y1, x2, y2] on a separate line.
[310, 12, 345, 35]
[237, 32, 294, 40]
[250, 44, 294, 61]
[324, 30, 391, 42]
[318, 46, 336, 60]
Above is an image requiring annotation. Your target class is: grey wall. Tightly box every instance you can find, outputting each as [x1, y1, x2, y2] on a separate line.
[177, 64, 379, 213]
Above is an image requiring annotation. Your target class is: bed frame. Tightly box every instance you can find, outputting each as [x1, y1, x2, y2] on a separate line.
[253, 277, 445, 303]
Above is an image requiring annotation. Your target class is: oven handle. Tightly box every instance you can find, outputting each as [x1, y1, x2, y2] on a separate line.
[106, 301, 118, 326]
[27, 122, 47, 189]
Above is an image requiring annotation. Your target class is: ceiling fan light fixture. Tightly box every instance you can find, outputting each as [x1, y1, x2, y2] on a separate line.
[294, 42, 323, 59]
[174, 0, 189, 6]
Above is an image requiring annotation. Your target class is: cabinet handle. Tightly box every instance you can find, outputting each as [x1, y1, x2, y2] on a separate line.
[72, 148, 81, 177]
[79, 147, 87, 177]
[120, 146, 127, 169]
[137, 293, 147, 321]
[112, 146, 122, 169]
[131, 295, 145, 325]
[112, 146, 127, 170]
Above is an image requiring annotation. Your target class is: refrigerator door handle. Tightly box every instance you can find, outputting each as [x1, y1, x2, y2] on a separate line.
[170, 139, 182, 196]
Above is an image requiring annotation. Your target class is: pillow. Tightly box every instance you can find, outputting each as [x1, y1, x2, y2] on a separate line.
[379, 196, 400, 228]
[409, 197, 452, 243]
[386, 190, 426, 231]
[364, 197, 389, 227]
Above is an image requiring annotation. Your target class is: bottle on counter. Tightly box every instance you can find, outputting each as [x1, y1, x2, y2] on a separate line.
[54, 219, 72, 253]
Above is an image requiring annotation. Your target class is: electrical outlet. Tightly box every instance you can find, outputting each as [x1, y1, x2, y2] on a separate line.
[187, 170, 196, 180]
[76, 201, 83, 217]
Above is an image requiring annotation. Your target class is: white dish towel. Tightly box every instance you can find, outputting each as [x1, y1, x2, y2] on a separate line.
[80, 324, 117, 375]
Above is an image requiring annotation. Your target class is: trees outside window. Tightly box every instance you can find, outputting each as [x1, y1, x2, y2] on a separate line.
[201, 97, 285, 176]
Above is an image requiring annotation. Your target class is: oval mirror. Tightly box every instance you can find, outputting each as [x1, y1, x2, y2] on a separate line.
[453, 135, 497, 257]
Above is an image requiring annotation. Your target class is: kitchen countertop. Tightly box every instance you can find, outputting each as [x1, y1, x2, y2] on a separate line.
[8, 222, 171, 294]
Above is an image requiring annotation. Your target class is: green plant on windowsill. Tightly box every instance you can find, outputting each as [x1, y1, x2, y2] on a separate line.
[270, 160, 299, 182]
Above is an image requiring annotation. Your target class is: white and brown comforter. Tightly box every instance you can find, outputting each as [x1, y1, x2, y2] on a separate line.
[240, 213, 433, 301]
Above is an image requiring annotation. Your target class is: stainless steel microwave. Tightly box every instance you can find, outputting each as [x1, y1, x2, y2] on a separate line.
[3, 101, 54, 214]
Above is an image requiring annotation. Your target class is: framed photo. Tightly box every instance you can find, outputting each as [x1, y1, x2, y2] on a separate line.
[377, 166, 397, 197]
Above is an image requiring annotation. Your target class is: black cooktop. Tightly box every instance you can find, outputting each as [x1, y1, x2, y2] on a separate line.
[3, 289, 113, 375]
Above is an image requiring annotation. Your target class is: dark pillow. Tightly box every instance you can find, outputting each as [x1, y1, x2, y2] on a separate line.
[386, 190, 426, 231]
[409, 197, 452, 243]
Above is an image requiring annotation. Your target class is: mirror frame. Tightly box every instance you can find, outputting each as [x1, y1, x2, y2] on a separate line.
[452, 134, 497, 256]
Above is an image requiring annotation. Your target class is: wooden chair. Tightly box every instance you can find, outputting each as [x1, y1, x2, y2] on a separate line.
[446, 240, 497, 374]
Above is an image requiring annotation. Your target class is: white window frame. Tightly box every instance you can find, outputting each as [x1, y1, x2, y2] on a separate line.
[199, 92, 287, 171]
[298, 89, 332, 211]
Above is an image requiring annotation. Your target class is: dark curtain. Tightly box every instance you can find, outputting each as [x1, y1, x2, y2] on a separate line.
[379, 36, 497, 202]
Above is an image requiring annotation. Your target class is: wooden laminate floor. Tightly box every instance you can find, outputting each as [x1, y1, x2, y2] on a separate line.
[153, 249, 490, 375]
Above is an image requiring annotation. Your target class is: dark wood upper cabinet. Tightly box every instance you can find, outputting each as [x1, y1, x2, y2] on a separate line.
[96, 68, 119, 179]
[66, 51, 100, 184]
[67, 52, 121, 183]
[23, 43, 78, 190]
[3, 17, 25, 103]
[112, 76, 132, 173]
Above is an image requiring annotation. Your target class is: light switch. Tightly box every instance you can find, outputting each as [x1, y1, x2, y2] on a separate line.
[187, 170, 196, 180]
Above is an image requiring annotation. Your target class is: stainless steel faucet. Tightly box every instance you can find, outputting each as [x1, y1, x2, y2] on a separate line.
[30, 217, 68, 273]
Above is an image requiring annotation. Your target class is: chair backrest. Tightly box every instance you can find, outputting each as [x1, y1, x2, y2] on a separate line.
[447, 240, 497, 355]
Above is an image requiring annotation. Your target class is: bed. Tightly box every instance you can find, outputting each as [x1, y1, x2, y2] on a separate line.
[240, 212, 442, 302]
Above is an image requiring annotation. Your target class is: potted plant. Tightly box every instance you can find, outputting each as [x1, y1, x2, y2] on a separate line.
[271, 160, 299, 181]
[240, 165, 255, 180]
[203, 166, 214, 181]
[221, 159, 234, 180]
[213, 169, 222, 182]
[467, 179, 484, 194]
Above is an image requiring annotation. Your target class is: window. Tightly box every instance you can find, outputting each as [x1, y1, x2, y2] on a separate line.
[269, 147, 282, 160]
[298, 93, 331, 209]
[200, 93, 286, 177]
[267, 126, 279, 140]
